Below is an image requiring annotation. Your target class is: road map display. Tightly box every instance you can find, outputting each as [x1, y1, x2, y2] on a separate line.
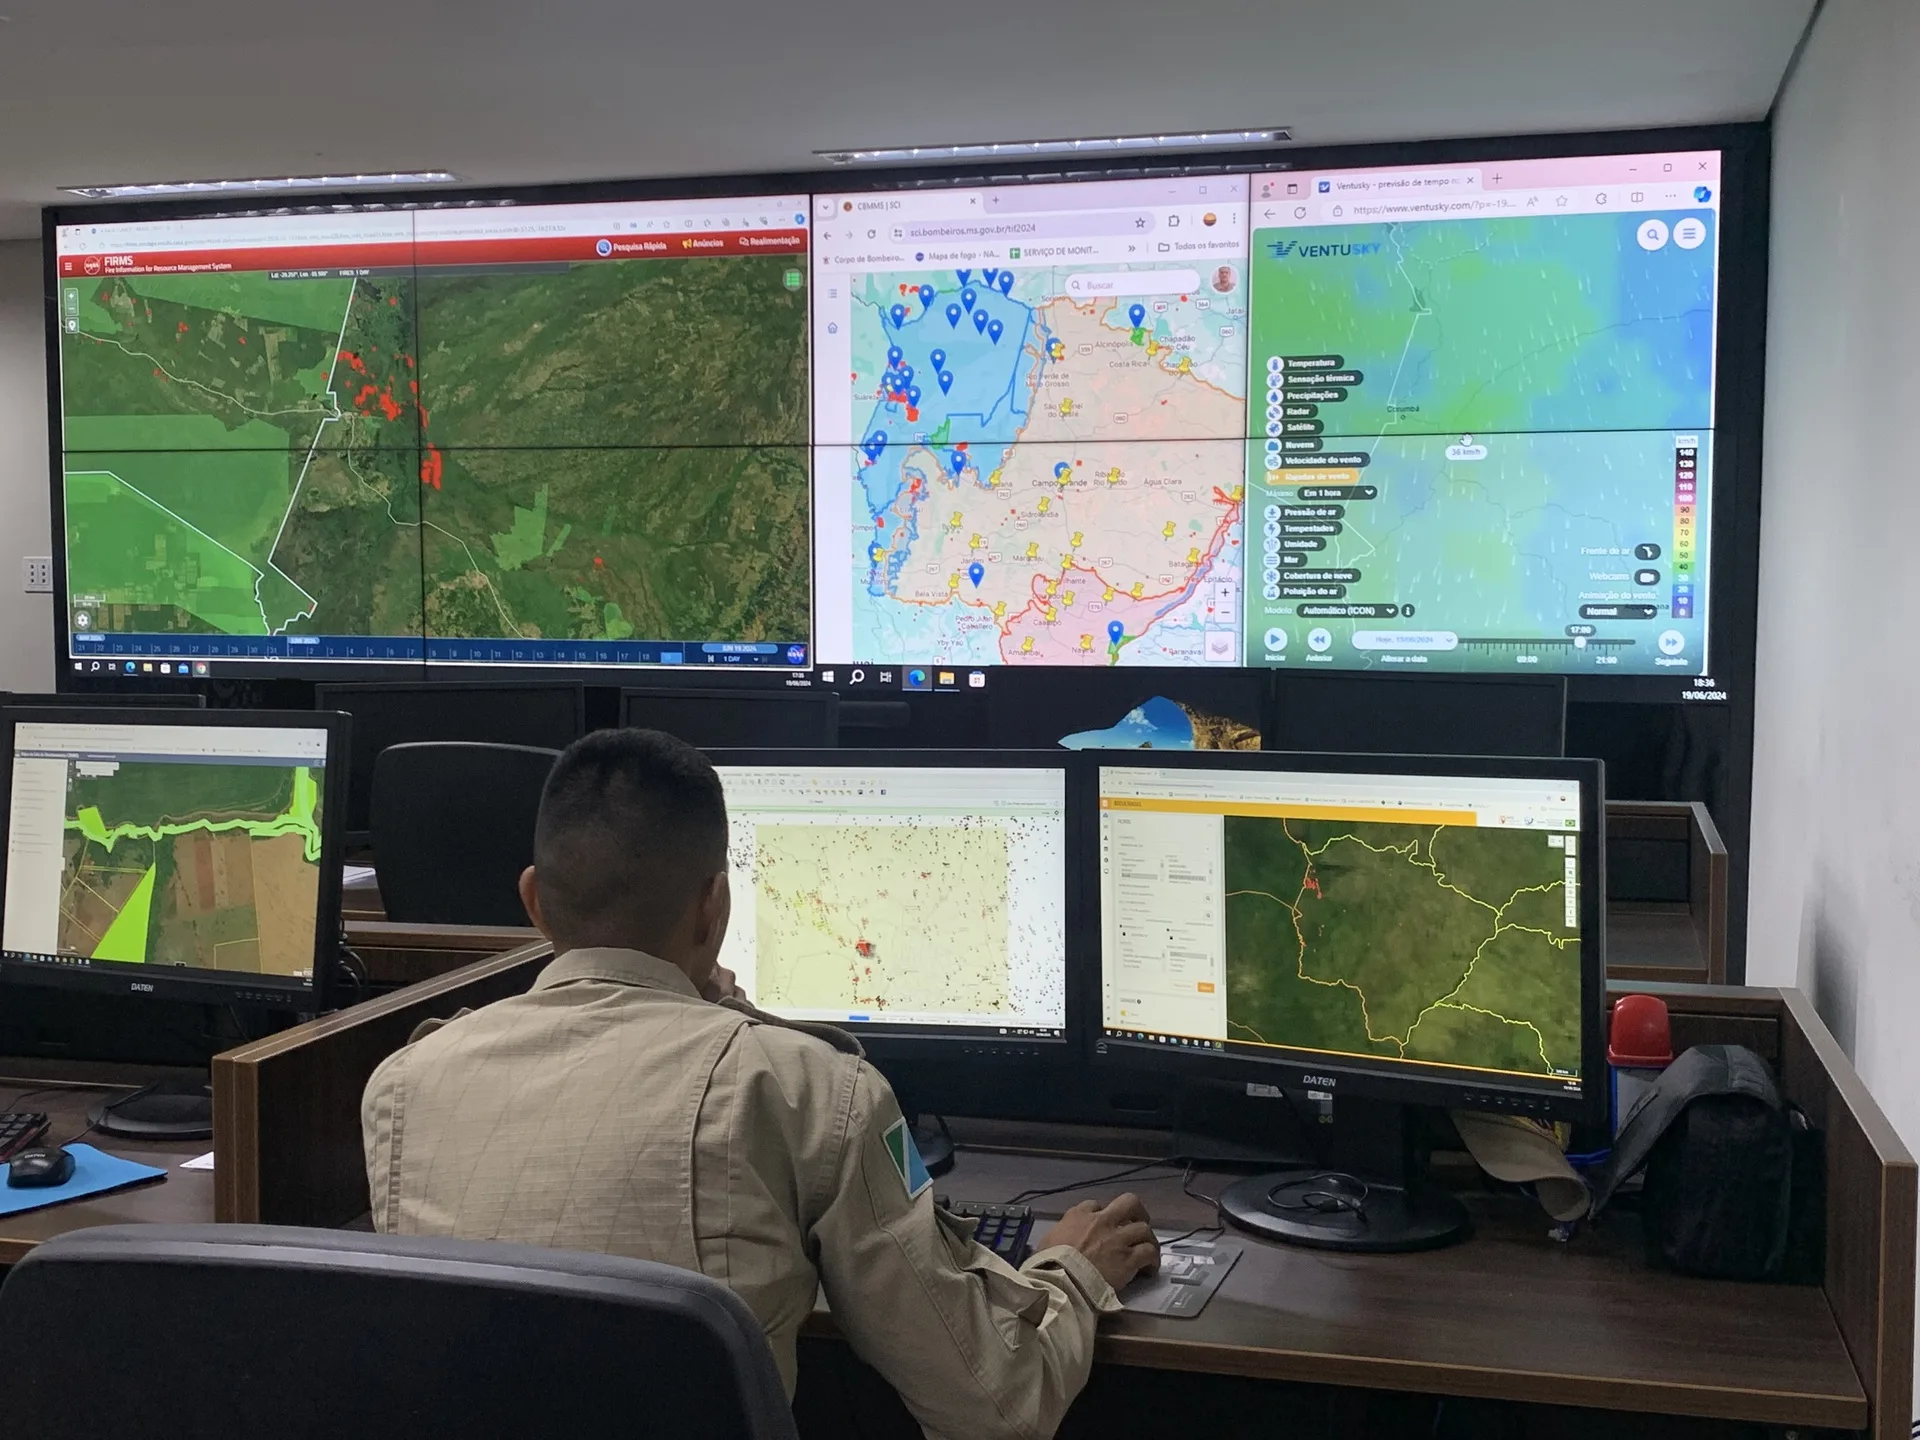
[55, 198, 812, 670]
[1222, 817, 1581, 1081]
[714, 766, 1067, 1033]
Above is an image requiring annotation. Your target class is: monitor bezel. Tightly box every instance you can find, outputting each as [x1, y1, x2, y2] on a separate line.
[623, 687, 840, 747]
[1081, 749, 1607, 1126]
[0, 705, 348, 1012]
[701, 746, 1075, 1058]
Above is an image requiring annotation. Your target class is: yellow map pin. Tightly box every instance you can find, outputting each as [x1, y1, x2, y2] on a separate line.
[1106, 467, 1122, 484]
[1162, 521, 1176, 539]
[1020, 636, 1034, 653]
[988, 469, 1003, 487]
[1062, 590, 1076, 606]
[969, 533, 983, 550]
[1078, 634, 1093, 651]
[1059, 398, 1074, 416]
[993, 600, 1007, 617]
[1037, 497, 1051, 514]
[1230, 485, 1244, 501]
[1024, 541, 1039, 559]
[1043, 579, 1057, 596]
[1043, 605, 1056, 622]
[949, 511, 963, 529]
[1131, 581, 1144, 598]
[1187, 547, 1200, 564]
[948, 572, 960, 589]
[1103, 586, 1114, 601]
[1071, 531, 1084, 547]
[1177, 356, 1191, 372]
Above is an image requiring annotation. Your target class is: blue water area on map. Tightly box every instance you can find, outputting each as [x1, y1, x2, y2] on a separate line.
[1059, 696, 1197, 750]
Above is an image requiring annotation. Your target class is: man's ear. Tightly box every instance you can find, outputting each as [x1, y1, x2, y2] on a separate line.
[518, 865, 551, 937]
[691, 870, 730, 950]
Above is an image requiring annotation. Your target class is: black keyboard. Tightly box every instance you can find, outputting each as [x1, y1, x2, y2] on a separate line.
[940, 1200, 1034, 1267]
[0, 1112, 50, 1161]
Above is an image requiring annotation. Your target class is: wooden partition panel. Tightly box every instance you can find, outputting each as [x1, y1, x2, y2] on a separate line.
[346, 919, 541, 989]
[211, 940, 552, 1228]
[1778, 989, 1917, 1440]
[1605, 802, 1729, 984]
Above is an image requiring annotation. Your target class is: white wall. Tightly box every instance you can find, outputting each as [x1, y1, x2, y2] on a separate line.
[1749, 0, 1920, 1414]
[0, 239, 53, 692]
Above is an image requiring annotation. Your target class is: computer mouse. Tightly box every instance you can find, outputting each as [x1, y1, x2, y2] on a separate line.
[7, 1146, 75, 1188]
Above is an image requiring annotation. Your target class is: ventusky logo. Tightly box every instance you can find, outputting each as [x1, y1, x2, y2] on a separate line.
[1268, 240, 1384, 260]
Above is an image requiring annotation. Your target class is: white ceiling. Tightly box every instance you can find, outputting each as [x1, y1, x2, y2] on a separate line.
[0, 0, 1815, 240]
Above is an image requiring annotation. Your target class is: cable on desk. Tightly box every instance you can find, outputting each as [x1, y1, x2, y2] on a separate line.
[1155, 1162, 1228, 1249]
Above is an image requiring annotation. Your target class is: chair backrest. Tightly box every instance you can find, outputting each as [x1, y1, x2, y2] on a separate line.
[370, 741, 559, 925]
[0, 1224, 799, 1440]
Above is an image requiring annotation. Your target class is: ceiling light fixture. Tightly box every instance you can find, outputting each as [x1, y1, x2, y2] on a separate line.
[816, 130, 1289, 166]
[60, 171, 461, 200]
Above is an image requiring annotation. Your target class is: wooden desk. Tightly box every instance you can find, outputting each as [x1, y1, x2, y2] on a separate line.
[211, 959, 1912, 1438]
[0, 1068, 213, 1265]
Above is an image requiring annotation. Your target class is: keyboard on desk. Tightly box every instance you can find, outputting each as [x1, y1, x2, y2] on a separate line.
[939, 1200, 1034, 1267]
[0, 1112, 50, 1160]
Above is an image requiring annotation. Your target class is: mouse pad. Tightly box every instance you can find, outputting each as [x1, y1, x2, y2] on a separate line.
[1119, 1234, 1243, 1318]
[0, 1144, 167, 1216]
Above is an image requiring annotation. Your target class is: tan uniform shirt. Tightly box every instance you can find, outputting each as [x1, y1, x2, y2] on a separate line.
[362, 946, 1120, 1440]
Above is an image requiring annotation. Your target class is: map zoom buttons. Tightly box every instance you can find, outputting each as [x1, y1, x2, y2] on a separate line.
[1350, 631, 1460, 651]
[1658, 630, 1687, 656]
[1306, 628, 1333, 653]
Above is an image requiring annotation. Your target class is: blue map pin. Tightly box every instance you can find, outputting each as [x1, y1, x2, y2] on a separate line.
[960, 287, 977, 311]
[937, 370, 954, 393]
[973, 309, 989, 333]
[987, 318, 1004, 344]
[1053, 461, 1070, 480]
[1128, 303, 1146, 328]
[956, 269, 971, 285]
[887, 345, 904, 367]
[929, 347, 946, 370]
[1107, 620, 1124, 645]
[967, 561, 984, 587]
[898, 363, 914, 385]
[946, 303, 963, 328]
[889, 303, 908, 328]
[918, 283, 936, 308]
[907, 384, 922, 406]
[997, 271, 1014, 296]
[983, 268, 999, 285]
[864, 431, 887, 460]
[948, 450, 966, 476]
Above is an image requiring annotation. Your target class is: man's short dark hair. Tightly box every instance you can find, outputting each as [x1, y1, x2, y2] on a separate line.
[532, 728, 728, 950]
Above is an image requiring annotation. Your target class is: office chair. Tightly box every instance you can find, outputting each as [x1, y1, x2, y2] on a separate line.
[369, 741, 558, 926]
[0, 1224, 798, 1440]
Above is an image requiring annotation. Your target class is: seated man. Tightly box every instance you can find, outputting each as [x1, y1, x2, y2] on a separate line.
[363, 728, 1158, 1439]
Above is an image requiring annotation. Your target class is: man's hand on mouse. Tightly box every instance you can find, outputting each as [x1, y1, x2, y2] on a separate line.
[1038, 1193, 1160, 1291]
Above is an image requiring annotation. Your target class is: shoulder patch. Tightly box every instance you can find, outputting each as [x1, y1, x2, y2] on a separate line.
[881, 1116, 934, 1201]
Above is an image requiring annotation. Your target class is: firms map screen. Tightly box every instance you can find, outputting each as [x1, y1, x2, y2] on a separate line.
[2, 722, 330, 980]
[1098, 765, 1585, 1094]
[713, 764, 1066, 1035]
[54, 196, 811, 671]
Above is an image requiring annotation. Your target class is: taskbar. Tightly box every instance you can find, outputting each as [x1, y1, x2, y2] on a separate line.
[69, 632, 811, 669]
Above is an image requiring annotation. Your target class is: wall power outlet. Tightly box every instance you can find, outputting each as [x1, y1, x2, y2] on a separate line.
[21, 556, 51, 593]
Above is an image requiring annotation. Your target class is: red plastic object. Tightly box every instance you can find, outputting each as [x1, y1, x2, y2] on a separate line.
[1609, 993, 1674, 1068]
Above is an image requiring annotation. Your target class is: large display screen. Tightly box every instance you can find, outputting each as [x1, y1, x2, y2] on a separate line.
[50, 145, 1724, 677]
[1097, 763, 1587, 1101]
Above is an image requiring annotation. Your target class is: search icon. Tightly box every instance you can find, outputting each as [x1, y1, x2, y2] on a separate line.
[850, 668, 866, 684]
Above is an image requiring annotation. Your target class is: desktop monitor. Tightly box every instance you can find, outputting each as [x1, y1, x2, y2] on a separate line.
[1089, 750, 1603, 1250]
[1268, 674, 1568, 757]
[0, 707, 347, 1011]
[624, 687, 839, 748]
[315, 682, 585, 838]
[708, 751, 1069, 1061]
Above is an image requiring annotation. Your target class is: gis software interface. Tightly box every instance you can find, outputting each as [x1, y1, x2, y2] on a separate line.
[713, 764, 1066, 1036]
[54, 148, 1719, 679]
[2, 721, 329, 981]
[1098, 764, 1585, 1098]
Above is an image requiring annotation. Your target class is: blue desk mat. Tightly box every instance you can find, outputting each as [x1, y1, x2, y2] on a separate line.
[0, 1143, 166, 1216]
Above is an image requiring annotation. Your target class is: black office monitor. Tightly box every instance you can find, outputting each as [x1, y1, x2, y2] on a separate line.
[6, 691, 205, 708]
[315, 682, 585, 838]
[707, 750, 1068, 1061]
[1089, 750, 1603, 1250]
[0, 706, 346, 1011]
[1269, 674, 1567, 757]
[624, 688, 838, 748]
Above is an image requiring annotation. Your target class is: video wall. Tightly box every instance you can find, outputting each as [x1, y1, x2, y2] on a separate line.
[50, 145, 1723, 677]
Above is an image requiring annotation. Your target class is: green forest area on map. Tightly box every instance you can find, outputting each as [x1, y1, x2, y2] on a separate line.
[60, 253, 811, 645]
[58, 761, 322, 977]
[1222, 817, 1579, 1078]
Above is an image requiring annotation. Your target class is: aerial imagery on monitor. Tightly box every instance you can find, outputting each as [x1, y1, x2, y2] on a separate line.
[57, 760, 322, 977]
[1222, 818, 1580, 1079]
[58, 253, 810, 648]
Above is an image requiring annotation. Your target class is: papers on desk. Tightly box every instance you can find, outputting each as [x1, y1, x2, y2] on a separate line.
[180, 1151, 215, 1171]
[343, 865, 377, 887]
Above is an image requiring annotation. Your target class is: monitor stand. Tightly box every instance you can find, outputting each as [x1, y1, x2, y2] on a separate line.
[89, 1074, 213, 1141]
[1218, 1093, 1469, 1253]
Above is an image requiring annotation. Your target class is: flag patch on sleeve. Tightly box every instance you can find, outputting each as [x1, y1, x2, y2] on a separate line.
[882, 1117, 934, 1201]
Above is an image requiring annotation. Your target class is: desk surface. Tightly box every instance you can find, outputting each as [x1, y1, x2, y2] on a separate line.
[853, 1135, 1867, 1431]
[0, 1079, 213, 1265]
